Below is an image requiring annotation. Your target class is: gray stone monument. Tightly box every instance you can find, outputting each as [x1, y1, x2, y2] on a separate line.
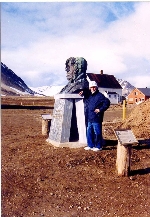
[47, 57, 89, 148]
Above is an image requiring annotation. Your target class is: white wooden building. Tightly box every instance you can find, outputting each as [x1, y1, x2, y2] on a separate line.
[87, 70, 122, 104]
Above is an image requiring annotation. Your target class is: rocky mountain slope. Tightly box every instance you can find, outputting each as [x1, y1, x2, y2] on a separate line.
[1, 62, 36, 96]
[1, 62, 64, 96]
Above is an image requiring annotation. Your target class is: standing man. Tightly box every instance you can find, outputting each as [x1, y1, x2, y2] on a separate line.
[80, 81, 110, 151]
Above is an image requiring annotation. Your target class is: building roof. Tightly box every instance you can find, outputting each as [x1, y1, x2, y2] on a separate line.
[87, 73, 122, 89]
[105, 91, 118, 94]
[137, 88, 150, 96]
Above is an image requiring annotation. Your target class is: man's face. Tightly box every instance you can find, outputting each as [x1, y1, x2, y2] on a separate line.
[90, 86, 97, 94]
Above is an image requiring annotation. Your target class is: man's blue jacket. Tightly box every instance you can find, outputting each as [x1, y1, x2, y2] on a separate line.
[84, 89, 110, 124]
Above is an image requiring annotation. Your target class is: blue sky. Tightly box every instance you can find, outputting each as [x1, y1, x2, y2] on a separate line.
[1, 2, 150, 88]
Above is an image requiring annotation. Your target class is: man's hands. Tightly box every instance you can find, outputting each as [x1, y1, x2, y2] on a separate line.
[94, 109, 100, 113]
[79, 91, 83, 96]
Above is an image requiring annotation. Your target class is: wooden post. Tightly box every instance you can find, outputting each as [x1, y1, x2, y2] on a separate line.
[41, 114, 52, 136]
[116, 142, 132, 176]
[114, 129, 138, 177]
[42, 119, 50, 135]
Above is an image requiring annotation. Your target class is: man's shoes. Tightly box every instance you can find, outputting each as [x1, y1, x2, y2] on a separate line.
[92, 148, 102, 152]
[84, 147, 92, 150]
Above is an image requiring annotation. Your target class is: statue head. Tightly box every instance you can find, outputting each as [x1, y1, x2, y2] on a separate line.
[59, 57, 88, 94]
[65, 57, 87, 82]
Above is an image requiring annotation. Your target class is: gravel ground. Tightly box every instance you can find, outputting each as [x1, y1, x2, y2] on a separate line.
[1, 100, 150, 217]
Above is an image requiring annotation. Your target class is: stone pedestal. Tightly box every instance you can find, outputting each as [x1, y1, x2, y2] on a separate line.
[47, 94, 87, 148]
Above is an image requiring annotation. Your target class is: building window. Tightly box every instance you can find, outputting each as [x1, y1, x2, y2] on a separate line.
[109, 95, 111, 98]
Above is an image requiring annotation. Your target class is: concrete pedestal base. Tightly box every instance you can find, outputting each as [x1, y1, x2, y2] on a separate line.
[47, 94, 87, 148]
[46, 139, 86, 148]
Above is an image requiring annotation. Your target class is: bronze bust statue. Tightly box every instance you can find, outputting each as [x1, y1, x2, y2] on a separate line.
[59, 57, 89, 93]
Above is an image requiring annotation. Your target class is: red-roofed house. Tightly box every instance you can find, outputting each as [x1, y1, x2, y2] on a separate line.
[87, 70, 122, 104]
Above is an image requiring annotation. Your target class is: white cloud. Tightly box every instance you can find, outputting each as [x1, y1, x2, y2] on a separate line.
[128, 75, 150, 88]
[1, 2, 150, 88]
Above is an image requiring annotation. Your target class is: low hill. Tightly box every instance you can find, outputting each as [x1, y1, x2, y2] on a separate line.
[119, 98, 150, 139]
[103, 99, 150, 140]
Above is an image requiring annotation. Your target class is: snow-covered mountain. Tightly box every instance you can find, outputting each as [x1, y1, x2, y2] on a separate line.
[117, 78, 135, 98]
[31, 80, 135, 97]
[1, 62, 135, 97]
[1, 62, 64, 96]
[30, 85, 64, 96]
